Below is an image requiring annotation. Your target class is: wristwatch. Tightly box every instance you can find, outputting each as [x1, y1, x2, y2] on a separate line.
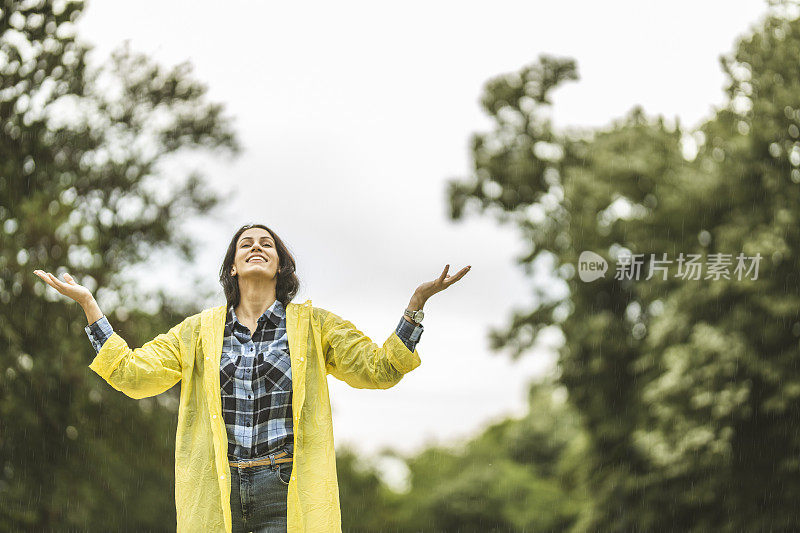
[404, 308, 424, 325]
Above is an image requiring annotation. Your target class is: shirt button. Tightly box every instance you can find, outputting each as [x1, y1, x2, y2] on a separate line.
[212, 415, 217, 419]
[300, 357, 304, 362]
[248, 395, 252, 399]
[220, 475, 225, 480]
[246, 422, 250, 427]
[245, 369, 250, 373]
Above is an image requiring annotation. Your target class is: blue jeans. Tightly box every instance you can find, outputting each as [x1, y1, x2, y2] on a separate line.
[230, 461, 292, 533]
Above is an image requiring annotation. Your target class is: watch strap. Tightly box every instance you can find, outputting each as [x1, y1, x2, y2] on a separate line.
[404, 308, 424, 324]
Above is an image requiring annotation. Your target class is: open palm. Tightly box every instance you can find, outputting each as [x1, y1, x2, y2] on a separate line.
[415, 264, 471, 302]
[33, 269, 93, 305]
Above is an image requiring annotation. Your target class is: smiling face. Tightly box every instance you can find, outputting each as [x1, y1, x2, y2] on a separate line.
[231, 227, 280, 280]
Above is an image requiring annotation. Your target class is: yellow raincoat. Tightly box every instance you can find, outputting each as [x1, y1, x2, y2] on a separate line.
[88, 299, 422, 532]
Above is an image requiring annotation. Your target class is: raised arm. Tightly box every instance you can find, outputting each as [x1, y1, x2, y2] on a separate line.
[85, 312, 188, 400]
[34, 268, 187, 400]
[319, 307, 422, 389]
[319, 263, 470, 389]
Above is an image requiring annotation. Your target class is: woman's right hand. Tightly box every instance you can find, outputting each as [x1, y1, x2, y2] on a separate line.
[33, 270, 94, 305]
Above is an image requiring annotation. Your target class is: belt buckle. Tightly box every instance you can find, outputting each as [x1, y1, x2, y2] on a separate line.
[230, 450, 289, 469]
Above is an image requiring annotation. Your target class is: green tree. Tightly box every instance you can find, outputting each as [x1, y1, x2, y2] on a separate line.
[335, 378, 588, 532]
[446, 2, 800, 531]
[0, 1, 238, 529]
[336, 447, 400, 533]
[395, 379, 587, 532]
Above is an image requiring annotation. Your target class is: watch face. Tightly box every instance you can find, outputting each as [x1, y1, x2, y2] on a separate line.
[416, 310, 424, 322]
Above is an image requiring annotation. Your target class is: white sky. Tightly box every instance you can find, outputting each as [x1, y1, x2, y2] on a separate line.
[74, 0, 772, 460]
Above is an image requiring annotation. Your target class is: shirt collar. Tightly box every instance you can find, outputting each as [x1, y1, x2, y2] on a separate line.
[226, 299, 285, 332]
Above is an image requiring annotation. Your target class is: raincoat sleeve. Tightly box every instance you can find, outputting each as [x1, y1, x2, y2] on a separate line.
[87, 315, 192, 400]
[319, 307, 422, 389]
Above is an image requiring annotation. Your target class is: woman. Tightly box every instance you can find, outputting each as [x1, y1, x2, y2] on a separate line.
[33, 223, 470, 533]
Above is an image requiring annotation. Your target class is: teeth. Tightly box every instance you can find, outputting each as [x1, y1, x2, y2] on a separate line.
[249, 257, 265, 262]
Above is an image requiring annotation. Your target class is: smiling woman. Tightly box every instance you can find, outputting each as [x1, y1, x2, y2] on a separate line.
[218, 224, 301, 332]
[33, 222, 470, 532]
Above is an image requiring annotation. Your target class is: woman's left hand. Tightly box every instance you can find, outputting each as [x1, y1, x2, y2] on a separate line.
[409, 264, 471, 308]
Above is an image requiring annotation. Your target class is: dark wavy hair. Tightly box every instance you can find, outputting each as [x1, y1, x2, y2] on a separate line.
[219, 223, 301, 311]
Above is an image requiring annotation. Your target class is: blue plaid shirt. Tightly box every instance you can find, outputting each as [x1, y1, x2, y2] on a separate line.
[85, 300, 424, 461]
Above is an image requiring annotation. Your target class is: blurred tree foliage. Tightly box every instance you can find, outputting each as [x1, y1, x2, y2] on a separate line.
[336, 377, 589, 532]
[439, 1, 800, 531]
[0, 0, 238, 530]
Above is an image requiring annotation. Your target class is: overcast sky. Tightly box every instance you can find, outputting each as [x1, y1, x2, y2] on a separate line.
[74, 0, 772, 460]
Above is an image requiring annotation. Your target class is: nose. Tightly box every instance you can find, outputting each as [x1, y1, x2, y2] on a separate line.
[247, 245, 265, 260]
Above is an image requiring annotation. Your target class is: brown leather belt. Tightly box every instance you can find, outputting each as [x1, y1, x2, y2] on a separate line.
[228, 450, 292, 469]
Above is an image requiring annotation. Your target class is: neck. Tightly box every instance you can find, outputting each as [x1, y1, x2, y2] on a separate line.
[235, 279, 277, 322]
